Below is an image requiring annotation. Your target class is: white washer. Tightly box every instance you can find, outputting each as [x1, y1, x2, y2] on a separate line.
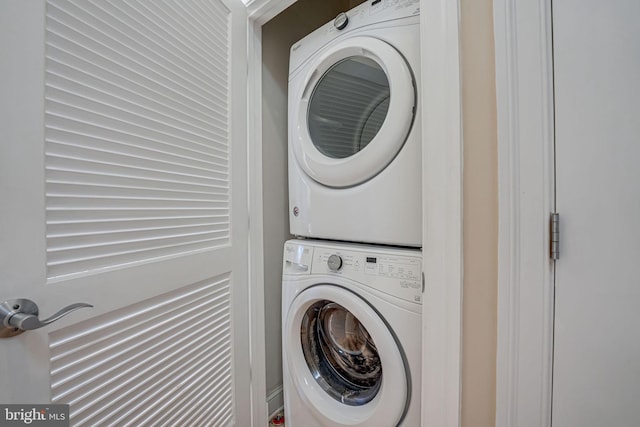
[288, 0, 422, 247]
[282, 239, 422, 426]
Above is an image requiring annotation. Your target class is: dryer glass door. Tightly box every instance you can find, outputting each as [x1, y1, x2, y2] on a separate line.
[308, 57, 390, 160]
[292, 36, 415, 188]
[300, 300, 382, 406]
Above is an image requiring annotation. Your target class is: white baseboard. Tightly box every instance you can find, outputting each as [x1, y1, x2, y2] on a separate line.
[267, 386, 284, 420]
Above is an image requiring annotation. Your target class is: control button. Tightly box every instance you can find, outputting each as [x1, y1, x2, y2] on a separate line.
[334, 12, 349, 30]
[327, 254, 343, 272]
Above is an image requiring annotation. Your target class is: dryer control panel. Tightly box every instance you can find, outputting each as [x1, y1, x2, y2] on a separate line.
[289, 0, 420, 75]
[284, 240, 422, 304]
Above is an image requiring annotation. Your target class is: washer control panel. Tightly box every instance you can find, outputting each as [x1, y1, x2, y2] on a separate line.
[313, 245, 422, 304]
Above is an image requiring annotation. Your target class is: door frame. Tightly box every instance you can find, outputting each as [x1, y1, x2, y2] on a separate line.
[493, 0, 555, 426]
[245, 0, 463, 426]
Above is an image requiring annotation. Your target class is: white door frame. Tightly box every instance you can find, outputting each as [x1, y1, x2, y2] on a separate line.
[419, 1, 463, 426]
[493, 0, 555, 426]
[246, 3, 293, 424]
[245, 0, 463, 425]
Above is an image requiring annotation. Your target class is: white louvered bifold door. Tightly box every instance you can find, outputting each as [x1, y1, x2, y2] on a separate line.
[0, 1, 250, 426]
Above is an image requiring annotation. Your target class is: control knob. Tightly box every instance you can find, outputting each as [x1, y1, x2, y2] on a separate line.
[327, 254, 343, 272]
[334, 12, 349, 30]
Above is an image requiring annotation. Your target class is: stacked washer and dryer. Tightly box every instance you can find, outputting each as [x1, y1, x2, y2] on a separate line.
[282, 1, 422, 426]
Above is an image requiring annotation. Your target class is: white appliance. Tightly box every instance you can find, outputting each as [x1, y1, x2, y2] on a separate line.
[288, 0, 422, 247]
[282, 239, 422, 426]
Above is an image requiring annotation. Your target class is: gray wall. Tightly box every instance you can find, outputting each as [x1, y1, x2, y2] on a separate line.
[261, 0, 360, 410]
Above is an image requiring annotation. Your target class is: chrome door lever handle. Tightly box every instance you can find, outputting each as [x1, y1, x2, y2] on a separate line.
[7, 302, 93, 330]
[0, 298, 93, 338]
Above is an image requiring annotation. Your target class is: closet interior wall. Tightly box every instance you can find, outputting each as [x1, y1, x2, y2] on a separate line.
[260, 0, 366, 413]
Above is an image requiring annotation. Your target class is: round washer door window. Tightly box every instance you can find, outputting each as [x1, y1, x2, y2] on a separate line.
[284, 284, 408, 426]
[292, 36, 416, 188]
[301, 300, 382, 406]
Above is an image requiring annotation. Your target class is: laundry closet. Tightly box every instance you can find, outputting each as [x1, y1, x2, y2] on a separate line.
[259, 0, 367, 415]
[0, 0, 469, 425]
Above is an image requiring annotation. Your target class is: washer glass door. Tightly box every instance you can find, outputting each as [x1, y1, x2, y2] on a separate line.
[284, 284, 408, 426]
[292, 36, 415, 188]
[300, 300, 382, 405]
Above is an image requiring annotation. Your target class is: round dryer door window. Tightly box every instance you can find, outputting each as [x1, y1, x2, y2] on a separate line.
[307, 57, 390, 160]
[292, 36, 416, 188]
[284, 284, 409, 426]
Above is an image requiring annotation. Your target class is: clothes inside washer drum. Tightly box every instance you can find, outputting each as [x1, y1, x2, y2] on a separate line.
[300, 300, 382, 406]
[319, 303, 381, 383]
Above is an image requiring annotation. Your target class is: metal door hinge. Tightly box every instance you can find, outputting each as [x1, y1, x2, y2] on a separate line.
[421, 272, 425, 293]
[550, 212, 560, 260]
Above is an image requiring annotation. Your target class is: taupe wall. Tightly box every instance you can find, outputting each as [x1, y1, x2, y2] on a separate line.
[460, 0, 498, 426]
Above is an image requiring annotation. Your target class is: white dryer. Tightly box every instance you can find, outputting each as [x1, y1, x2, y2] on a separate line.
[282, 239, 422, 426]
[288, 0, 422, 247]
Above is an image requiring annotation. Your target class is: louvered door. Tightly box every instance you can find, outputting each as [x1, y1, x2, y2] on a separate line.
[0, 0, 250, 425]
